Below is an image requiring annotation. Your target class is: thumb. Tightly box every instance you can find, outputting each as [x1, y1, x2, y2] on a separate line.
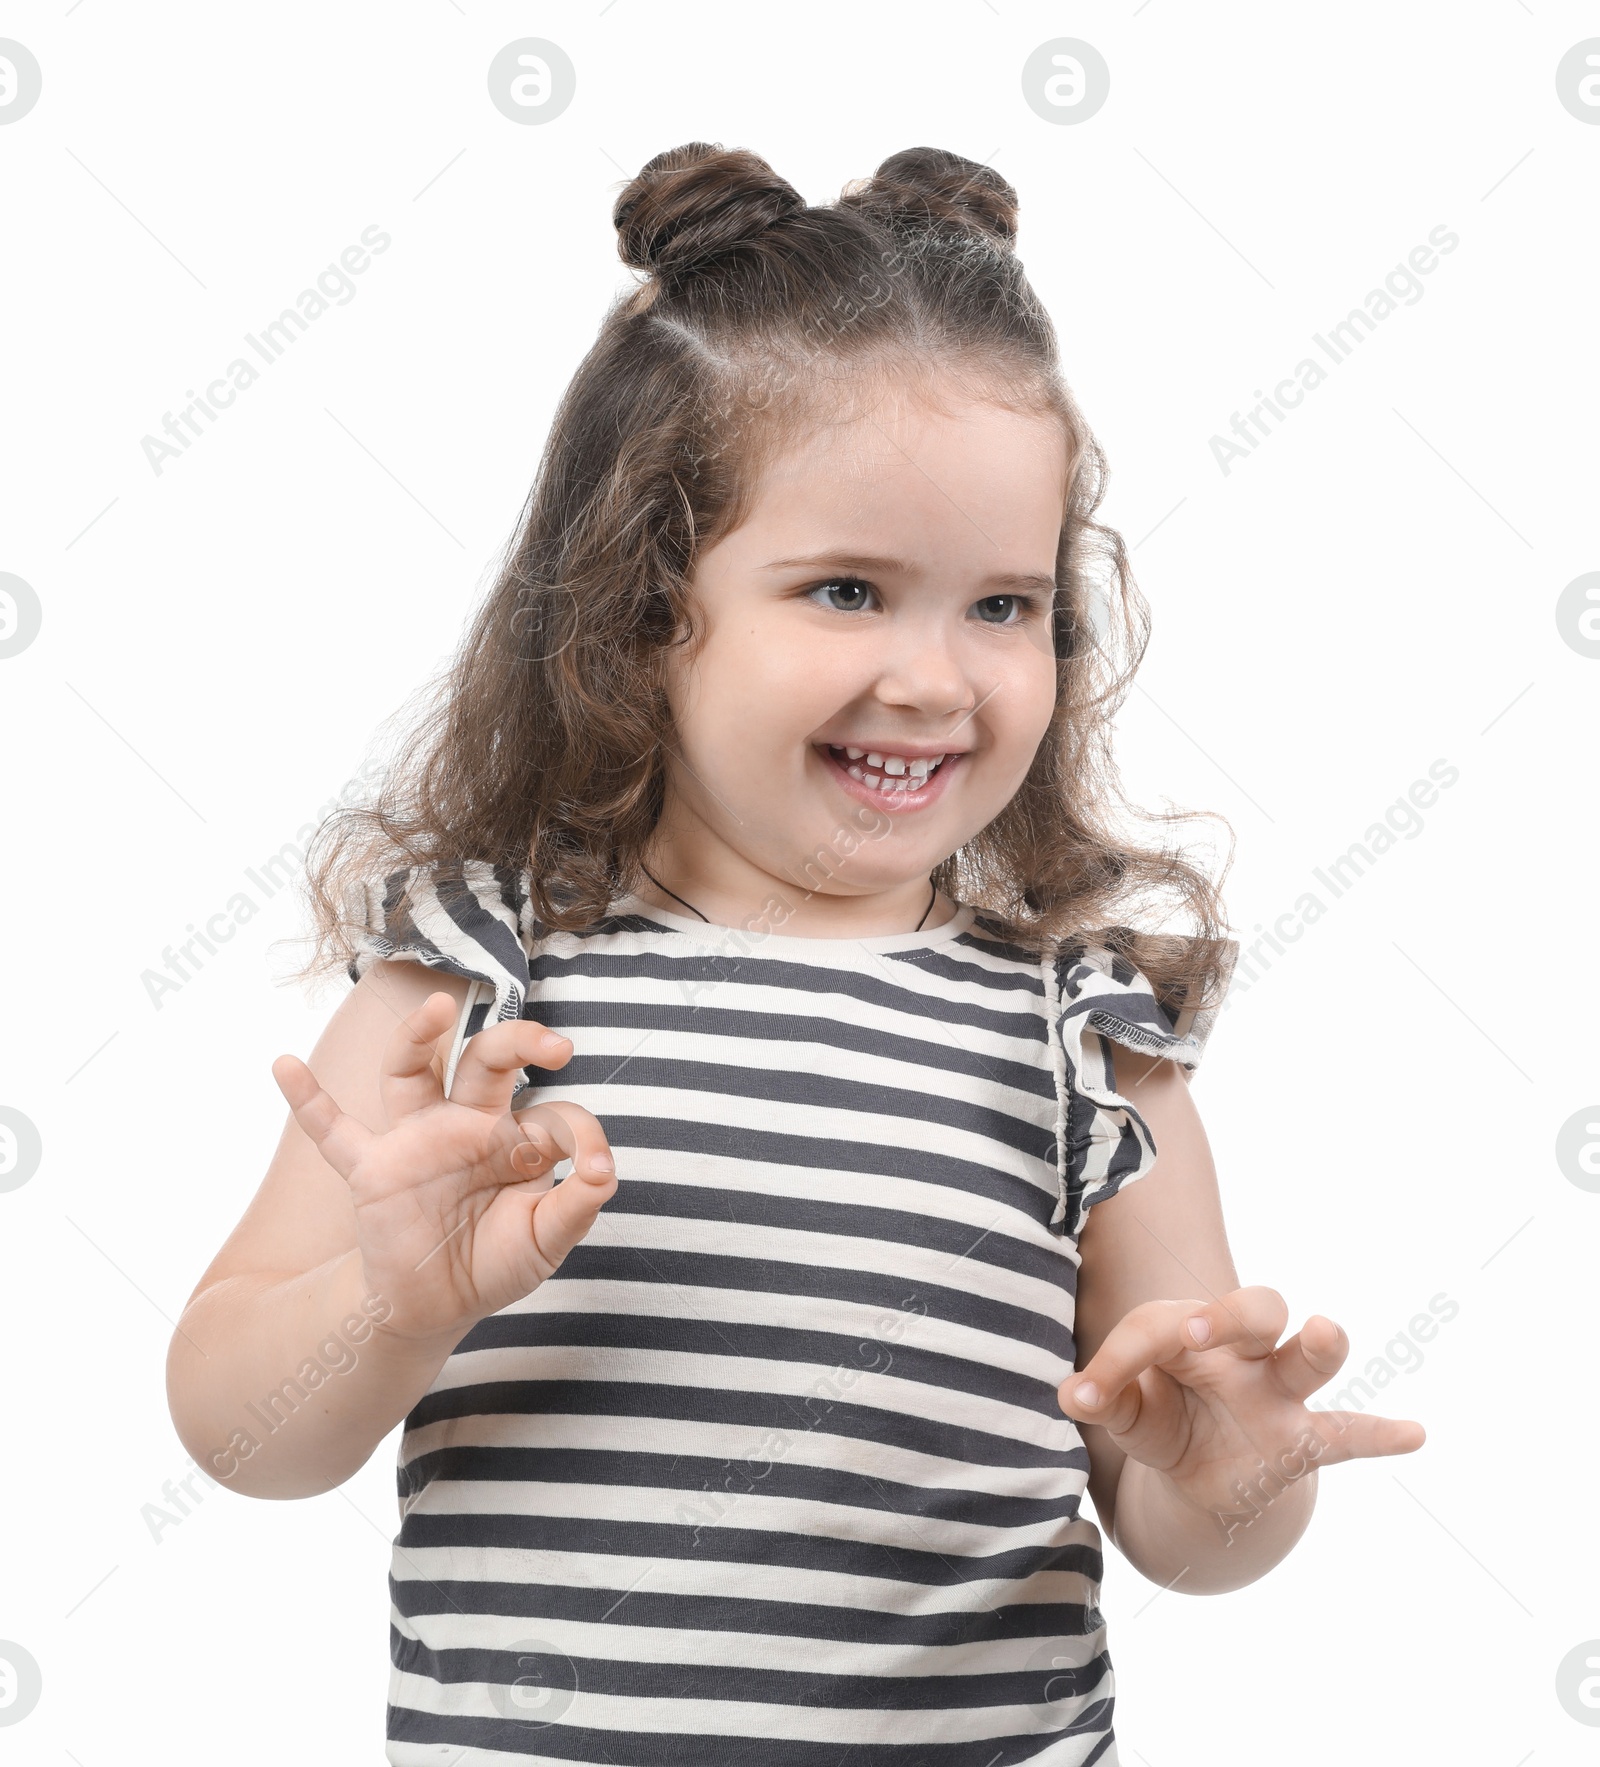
[527, 1159, 619, 1274]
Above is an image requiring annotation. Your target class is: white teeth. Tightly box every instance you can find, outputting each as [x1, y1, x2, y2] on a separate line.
[830, 744, 951, 787]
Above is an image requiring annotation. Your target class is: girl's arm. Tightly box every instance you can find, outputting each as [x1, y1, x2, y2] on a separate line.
[1071, 1053, 1319, 1594]
[166, 960, 479, 1500]
[171, 956, 620, 1501]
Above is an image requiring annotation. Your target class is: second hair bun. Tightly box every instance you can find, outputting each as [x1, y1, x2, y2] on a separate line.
[841, 147, 1018, 249]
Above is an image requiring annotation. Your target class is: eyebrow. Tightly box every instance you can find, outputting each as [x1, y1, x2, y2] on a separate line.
[761, 551, 1058, 594]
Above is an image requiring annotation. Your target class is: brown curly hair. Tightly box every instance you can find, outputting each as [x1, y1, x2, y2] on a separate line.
[286, 142, 1235, 1022]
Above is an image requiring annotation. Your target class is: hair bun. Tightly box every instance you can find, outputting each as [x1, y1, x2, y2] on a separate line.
[840, 147, 1018, 248]
[614, 142, 807, 283]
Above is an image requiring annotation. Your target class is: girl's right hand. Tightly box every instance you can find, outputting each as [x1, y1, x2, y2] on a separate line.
[271, 990, 617, 1346]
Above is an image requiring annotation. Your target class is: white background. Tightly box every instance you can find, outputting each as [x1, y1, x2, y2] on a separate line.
[2, 2, 1596, 1761]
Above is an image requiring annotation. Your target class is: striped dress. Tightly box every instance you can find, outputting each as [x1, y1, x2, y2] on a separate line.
[345, 860, 1229, 1765]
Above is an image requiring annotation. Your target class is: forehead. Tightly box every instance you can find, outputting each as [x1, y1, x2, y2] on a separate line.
[712, 379, 1070, 568]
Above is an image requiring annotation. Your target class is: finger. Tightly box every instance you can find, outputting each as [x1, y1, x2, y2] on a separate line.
[512, 1099, 616, 1183]
[376, 991, 471, 1123]
[508, 1114, 561, 1179]
[1171, 1285, 1292, 1364]
[1264, 1315, 1351, 1403]
[272, 1052, 376, 1182]
[527, 1130, 619, 1271]
[1297, 1408, 1427, 1465]
[445, 1018, 576, 1114]
[1059, 1360, 1191, 1450]
[1060, 1296, 1233, 1419]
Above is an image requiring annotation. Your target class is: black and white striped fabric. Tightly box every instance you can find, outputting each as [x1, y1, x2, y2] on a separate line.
[344, 860, 1229, 1765]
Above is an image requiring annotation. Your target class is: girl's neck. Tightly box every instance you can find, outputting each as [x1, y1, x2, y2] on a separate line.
[631, 852, 956, 941]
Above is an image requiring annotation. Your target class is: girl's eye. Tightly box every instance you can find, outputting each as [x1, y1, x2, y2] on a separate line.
[973, 593, 1035, 625]
[807, 577, 876, 613]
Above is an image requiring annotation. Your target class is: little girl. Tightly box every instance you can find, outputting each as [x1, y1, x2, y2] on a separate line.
[168, 142, 1424, 1765]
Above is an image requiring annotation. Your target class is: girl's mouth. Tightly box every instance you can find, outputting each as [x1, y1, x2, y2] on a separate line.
[816, 743, 962, 812]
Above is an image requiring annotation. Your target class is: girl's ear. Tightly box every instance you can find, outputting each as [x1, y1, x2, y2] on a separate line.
[666, 587, 708, 658]
[650, 608, 696, 717]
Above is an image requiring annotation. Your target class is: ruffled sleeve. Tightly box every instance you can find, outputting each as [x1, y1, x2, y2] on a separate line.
[1046, 937, 1237, 1238]
[345, 861, 539, 1087]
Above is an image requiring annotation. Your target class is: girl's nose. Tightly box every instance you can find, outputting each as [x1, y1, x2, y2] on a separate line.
[871, 621, 978, 719]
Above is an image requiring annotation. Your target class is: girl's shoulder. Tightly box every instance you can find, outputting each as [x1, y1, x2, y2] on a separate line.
[344, 857, 542, 1025]
[1049, 932, 1237, 1076]
[1045, 929, 1239, 1237]
[960, 904, 1234, 1073]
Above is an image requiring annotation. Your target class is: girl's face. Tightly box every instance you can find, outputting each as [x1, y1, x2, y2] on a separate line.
[653, 376, 1067, 928]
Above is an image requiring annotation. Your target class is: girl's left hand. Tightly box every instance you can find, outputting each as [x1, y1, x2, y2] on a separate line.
[1057, 1286, 1426, 1518]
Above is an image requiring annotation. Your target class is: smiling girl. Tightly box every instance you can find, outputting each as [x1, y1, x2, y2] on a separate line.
[167, 143, 1424, 1765]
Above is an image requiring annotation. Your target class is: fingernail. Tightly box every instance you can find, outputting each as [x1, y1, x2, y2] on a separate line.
[1188, 1315, 1212, 1344]
[542, 1032, 570, 1050]
[587, 1153, 614, 1173]
[1076, 1380, 1100, 1408]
